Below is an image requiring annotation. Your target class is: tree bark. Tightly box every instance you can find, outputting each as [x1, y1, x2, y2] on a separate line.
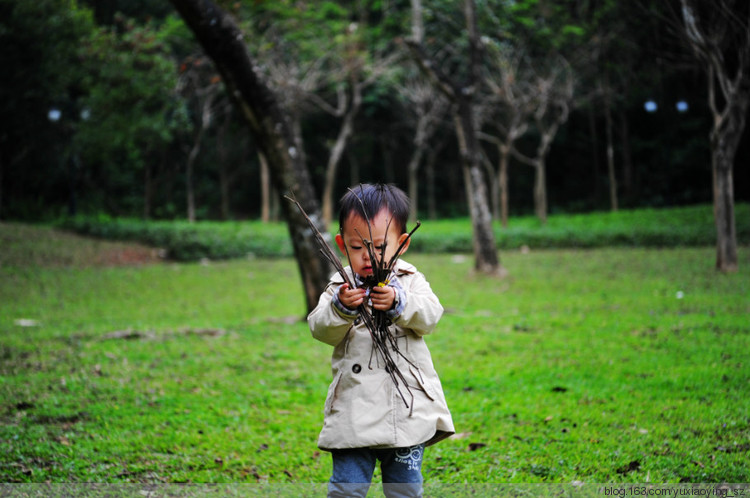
[407, 145, 424, 224]
[216, 102, 232, 220]
[170, 0, 333, 311]
[498, 143, 510, 228]
[407, 0, 502, 275]
[676, 0, 748, 272]
[453, 101, 501, 273]
[533, 159, 547, 224]
[604, 86, 618, 212]
[322, 85, 360, 225]
[185, 123, 203, 223]
[259, 150, 271, 223]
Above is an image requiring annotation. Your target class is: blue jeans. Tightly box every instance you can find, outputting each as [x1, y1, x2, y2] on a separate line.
[328, 444, 425, 498]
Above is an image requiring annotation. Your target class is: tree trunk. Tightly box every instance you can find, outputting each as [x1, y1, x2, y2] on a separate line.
[712, 152, 737, 272]
[604, 92, 618, 212]
[217, 105, 232, 220]
[144, 162, 152, 220]
[259, 150, 271, 223]
[407, 145, 424, 224]
[498, 143, 510, 228]
[533, 159, 547, 224]
[406, 0, 502, 275]
[170, 0, 333, 312]
[347, 148, 360, 188]
[481, 151, 499, 221]
[676, 0, 748, 273]
[587, 105, 601, 204]
[425, 142, 440, 220]
[322, 88, 359, 225]
[185, 125, 203, 223]
[453, 102, 501, 273]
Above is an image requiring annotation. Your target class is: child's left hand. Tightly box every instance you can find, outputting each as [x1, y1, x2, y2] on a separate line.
[369, 285, 395, 311]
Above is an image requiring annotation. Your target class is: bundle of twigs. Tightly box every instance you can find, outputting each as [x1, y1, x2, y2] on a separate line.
[286, 191, 421, 413]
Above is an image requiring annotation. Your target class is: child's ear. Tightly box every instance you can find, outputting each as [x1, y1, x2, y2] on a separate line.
[335, 233, 346, 254]
[397, 233, 411, 254]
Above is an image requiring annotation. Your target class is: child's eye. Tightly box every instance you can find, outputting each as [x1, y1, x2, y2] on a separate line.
[350, 245, 362, 250]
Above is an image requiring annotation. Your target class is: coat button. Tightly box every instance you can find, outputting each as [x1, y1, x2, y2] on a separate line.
[352, 364, 362, 374]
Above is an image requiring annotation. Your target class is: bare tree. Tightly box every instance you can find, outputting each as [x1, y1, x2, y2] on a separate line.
[481, 49, 534, 227]
[317, 38, 398, 225]
[510, 56, 575, 224]
[170, 0, 333, 312]
[396, 67, 449, 223]
[672, 0, 749, 272]
[407, 0, 503, 275]
[176, 54, 223, 222]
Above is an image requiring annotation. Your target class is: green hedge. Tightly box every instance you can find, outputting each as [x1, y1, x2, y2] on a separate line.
[58, 216, 293, 260]
[59, 204, 749, 261]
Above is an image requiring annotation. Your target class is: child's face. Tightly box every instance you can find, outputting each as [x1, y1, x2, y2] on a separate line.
[335, 208, 410, 279]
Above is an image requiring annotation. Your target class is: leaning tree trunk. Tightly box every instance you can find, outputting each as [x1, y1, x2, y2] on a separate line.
[170, 0, 333, 312]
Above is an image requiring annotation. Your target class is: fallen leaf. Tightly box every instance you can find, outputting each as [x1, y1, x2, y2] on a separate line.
[468, 442, 486, 451]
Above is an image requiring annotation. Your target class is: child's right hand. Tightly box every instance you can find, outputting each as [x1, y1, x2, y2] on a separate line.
[338, 283, 366, 310]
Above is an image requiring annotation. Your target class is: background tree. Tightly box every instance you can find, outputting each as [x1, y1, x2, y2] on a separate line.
[169, 0, 333, 312]
[510, 56, 575, 224]
[407, 0, 503, 275]
[481, 47, 534, 227]
[176, 53, 223, 222]
[0, 0, 94, 219]
[669, 0, 749, 272]
[76, 17, 182, 218]
[395, 66, 449, 224]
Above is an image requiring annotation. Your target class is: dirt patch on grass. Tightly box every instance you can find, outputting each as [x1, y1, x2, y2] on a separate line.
[93, 246, 163, 267]
[0, 222, 164, 268]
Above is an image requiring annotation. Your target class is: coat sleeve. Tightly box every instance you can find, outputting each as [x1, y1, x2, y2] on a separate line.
[391, 270, 443, 337]
[307, 282, 357, 346]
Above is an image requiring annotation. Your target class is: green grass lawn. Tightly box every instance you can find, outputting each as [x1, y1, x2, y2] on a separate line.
[1, 223, 749, 484]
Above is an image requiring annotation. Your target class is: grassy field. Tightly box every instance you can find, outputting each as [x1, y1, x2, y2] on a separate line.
[1, 222, 749, 485]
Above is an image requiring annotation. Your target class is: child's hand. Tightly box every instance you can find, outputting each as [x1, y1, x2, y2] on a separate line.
[370, 285, 395, 311]
[338, 283, 366, 310]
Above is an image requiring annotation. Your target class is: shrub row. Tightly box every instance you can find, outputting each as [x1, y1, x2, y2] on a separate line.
[59, 204, 749, 261]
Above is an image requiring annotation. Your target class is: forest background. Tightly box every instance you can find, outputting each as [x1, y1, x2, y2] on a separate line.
[2, 0, 748, 228]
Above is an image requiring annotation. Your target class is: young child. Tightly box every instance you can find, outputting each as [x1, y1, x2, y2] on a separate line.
[308, 183, 454, 497]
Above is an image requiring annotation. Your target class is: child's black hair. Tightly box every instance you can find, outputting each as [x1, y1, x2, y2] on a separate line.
[338, 183, 410, 235]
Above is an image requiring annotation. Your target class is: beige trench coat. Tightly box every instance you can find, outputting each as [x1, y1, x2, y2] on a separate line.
[308, 259, 455, 450]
